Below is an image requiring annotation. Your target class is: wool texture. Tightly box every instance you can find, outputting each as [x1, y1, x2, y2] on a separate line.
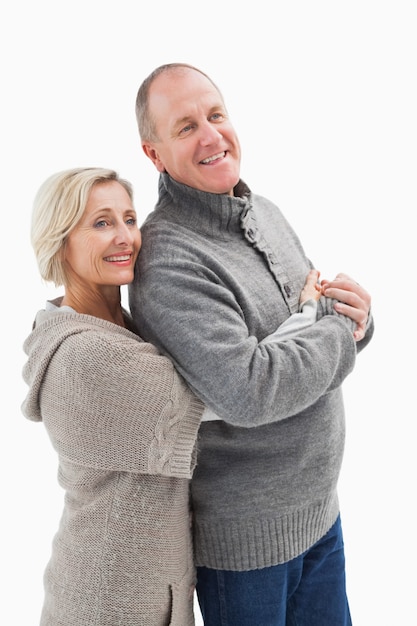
[129, 173, 374, 571]
[22, 307, 204, 625]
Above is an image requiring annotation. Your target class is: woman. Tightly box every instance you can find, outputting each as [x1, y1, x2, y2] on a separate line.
[21, 168, 204, 626]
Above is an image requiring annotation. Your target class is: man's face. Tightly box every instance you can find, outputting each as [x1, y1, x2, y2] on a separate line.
[143, 69, 241, 195]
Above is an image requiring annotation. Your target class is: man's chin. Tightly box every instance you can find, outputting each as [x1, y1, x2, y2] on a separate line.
[200, 173, 240, 196]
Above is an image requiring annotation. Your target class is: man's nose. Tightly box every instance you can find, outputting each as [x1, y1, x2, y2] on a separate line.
[198, 120, 222, 146]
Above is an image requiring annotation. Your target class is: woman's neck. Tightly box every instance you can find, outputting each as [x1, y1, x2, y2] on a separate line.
[61, 287, 125, 327]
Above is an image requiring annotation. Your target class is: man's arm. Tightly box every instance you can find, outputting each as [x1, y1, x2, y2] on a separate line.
[131, 261, 360, 428]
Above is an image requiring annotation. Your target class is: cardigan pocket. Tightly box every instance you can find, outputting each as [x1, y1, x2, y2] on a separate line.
[169, 567, 196, 626]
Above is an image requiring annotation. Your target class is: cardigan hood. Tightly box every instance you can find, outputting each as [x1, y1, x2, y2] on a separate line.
[21, 307, 144, 423]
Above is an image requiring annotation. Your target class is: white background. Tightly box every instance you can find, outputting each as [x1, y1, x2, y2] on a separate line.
[2, 1, 416, 624]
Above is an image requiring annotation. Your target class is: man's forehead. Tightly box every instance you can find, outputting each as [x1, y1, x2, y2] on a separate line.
[150, 79, 224, 121]
[150, 69, 222, 102]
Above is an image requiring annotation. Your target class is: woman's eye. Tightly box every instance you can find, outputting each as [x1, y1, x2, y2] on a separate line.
[126, 218, 137, 226]
[95, 220, 107, 228]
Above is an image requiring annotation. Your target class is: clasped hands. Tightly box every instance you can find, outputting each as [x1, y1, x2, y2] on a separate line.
[302, 270, 371, 342]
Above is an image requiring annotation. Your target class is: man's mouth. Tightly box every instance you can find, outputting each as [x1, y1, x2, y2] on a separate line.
[200, 152, 226, 164]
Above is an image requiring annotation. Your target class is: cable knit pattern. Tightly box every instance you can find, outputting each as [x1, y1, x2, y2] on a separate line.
[129, 173, 374, 571]
[21, 307, 204, 625]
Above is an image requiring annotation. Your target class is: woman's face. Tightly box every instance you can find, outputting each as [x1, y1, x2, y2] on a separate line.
[64, 180, 141, 292]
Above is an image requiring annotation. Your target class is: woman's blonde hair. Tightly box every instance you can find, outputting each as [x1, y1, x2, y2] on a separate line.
[31, 167, 133, 287]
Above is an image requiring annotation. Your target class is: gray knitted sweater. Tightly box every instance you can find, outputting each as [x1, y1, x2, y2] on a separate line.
[129, 173, 374, 571]
[21, 305, 204, 625]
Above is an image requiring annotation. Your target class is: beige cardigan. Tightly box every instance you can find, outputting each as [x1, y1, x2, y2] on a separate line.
[22, 305, 204, 626]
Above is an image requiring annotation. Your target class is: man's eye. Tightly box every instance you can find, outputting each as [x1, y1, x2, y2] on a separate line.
[180, 124, 193, 134]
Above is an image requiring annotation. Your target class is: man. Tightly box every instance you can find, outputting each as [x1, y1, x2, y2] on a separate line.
[129, 63, 373, 626]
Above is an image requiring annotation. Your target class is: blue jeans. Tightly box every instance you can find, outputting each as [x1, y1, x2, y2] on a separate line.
[196, 515, 352, 626]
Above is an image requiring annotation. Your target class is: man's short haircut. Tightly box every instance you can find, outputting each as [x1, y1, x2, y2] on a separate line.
[135, 63, 222, 143]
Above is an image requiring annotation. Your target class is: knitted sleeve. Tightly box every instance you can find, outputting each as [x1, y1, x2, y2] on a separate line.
[202, 300, 319, 422]
[40, 330, 203, 477]
[130, 258, 361, 428]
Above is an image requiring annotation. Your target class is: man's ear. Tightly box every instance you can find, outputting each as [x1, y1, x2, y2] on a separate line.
[142, 142, 165, 173]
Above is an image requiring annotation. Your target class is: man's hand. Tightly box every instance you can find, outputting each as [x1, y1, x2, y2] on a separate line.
[300, 269, 321, 306]
[320, 273, 371, 341]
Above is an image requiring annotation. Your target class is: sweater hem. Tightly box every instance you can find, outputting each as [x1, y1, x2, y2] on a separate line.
[194, 494, 339, 571]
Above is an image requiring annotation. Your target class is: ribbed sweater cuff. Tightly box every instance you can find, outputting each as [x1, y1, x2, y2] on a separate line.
[170, 395, 203, 478]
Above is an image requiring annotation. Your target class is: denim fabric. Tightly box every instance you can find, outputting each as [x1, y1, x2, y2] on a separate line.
[196, 515, 352, 626]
